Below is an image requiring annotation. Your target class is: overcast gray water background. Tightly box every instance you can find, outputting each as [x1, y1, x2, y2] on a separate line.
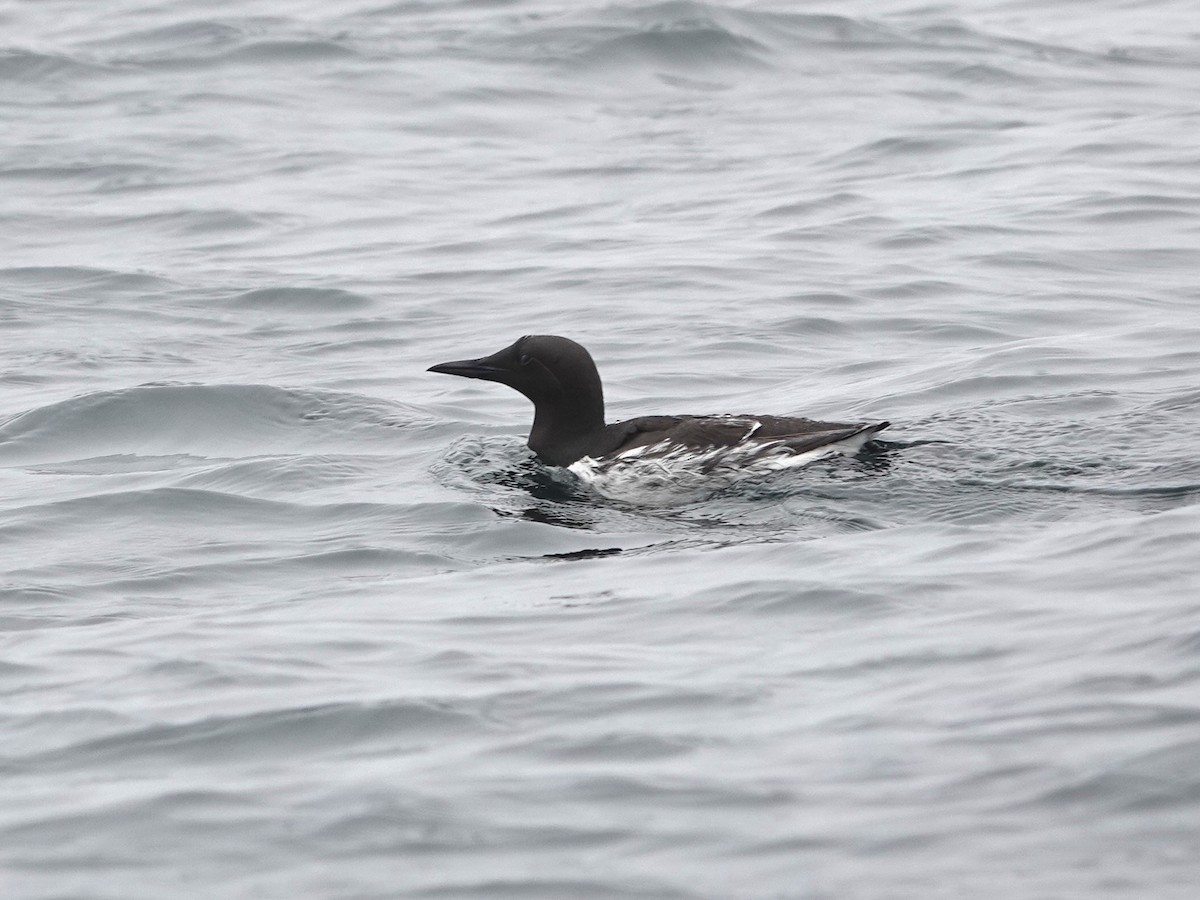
[3, 1, 1200, 897]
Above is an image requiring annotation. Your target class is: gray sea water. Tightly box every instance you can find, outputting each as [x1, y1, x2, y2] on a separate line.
[3, 0, 1200, 897]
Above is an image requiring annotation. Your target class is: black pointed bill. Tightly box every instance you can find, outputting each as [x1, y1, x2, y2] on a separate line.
[427, 357, 507, 382]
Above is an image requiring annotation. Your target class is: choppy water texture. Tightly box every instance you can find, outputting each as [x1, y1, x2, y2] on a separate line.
[3, 0, 1200, 897]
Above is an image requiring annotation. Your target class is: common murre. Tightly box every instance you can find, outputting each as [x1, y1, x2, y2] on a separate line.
[428, 335, 889, 504]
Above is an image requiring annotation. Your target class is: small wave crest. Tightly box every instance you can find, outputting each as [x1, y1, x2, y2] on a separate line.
[0, 384, 420, 465]
[504, 2, 855, 77]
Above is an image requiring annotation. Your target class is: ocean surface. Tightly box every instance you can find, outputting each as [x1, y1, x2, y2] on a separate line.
[3, 0, 1199, 897]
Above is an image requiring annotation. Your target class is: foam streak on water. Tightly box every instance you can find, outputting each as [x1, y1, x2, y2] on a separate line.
[2, 1, 1200, 897]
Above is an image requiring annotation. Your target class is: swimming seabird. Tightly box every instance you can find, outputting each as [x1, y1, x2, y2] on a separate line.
[429, 334, 889, 503]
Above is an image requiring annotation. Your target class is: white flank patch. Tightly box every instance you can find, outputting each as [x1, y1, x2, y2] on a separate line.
[567, 429, 876, 506]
